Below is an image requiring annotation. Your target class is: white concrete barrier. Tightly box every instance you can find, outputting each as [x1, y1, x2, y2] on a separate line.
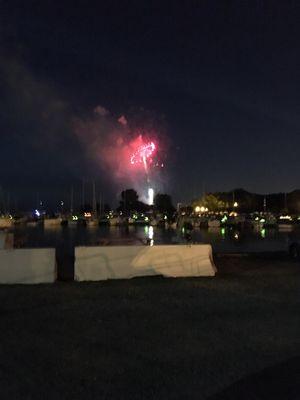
[0, 232, 14, 249]
[75, 244, 216, 281]
[0, 232, 5, 249]
[0, 248, 56, 284]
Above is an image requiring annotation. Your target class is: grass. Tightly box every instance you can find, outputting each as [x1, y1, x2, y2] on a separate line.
[0, 255, 299, 399]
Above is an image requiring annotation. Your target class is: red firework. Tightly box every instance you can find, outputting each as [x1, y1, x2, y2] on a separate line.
[130, 140, 156, 167]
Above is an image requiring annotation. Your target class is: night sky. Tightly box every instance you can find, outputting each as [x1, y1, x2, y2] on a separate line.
[0, 1, 299, 209]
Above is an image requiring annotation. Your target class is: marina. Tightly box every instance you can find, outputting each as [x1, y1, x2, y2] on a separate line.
[1, 3, 300, 399]
[6, 221, 293, 254]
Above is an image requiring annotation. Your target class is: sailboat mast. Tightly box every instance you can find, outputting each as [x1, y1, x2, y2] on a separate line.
[99, 193, 102, 217]
[92, 181, 96, 217]
[82, 179, 85, 211]
[70, 186, 74, 215]
[284, 192, 288, 211]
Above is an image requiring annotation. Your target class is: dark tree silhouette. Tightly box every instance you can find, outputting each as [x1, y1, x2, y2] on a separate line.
[118, 189, 149, 213]
[154, 193, 175, 215]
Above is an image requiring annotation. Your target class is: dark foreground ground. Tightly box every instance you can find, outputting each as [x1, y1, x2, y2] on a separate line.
[0, 254, 299, 399]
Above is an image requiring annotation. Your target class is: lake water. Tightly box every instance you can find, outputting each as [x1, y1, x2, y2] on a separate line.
[12, 224, 292, 254]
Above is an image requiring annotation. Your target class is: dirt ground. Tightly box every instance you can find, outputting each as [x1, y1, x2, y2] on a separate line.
[0, 254, 299, 399]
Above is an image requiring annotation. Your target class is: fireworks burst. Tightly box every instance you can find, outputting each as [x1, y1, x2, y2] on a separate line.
[130, 140, 156, 173]
[73, 108, 167, 205]
[129, 135, 163, 204]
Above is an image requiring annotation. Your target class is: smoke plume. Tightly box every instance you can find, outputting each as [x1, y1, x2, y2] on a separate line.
[72, 106, 168, 200]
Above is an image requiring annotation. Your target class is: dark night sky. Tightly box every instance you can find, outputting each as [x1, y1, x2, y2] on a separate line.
[0, 0, 299, 209]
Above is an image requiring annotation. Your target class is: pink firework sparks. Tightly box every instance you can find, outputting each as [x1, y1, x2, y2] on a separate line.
[130, 141, 156, 167]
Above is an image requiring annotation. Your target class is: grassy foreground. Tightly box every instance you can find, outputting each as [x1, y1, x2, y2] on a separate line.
[0, 255, 299, 399]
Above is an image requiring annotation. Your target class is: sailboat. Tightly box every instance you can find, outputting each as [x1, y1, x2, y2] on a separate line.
[0, 215, 13, 229]
[43, 216, 62, 228]
[278, 193, 293, 231]
[86, 182, 99, 227]
[0, 189, 14, 228]
[278, 215, 294, 231]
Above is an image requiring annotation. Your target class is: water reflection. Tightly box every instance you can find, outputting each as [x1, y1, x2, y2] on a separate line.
[144, 225, 154, 246]
[12, 224, 291, 253]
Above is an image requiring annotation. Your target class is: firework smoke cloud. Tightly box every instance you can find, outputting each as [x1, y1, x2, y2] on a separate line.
[72, 106, 167, 201]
